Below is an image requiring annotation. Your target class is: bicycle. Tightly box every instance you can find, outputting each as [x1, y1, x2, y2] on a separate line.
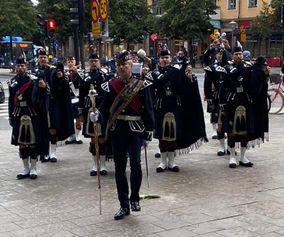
[268, 74, 284, 114]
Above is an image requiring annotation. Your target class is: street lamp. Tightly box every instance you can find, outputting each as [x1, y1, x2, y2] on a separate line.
[229, 20, 237, 48]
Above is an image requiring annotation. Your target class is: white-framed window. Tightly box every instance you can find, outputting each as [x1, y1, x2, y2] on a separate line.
[228, 0, 236, 9]
[248, 0, 257, 8]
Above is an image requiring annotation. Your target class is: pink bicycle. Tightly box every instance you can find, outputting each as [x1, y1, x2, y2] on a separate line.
[268, 74, 284, 114]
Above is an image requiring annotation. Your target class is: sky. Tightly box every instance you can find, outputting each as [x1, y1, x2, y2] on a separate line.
[31, 0, 38, 5]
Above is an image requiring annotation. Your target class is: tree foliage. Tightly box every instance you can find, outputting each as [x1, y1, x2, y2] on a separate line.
[251, 0, 280, 39]
[0, 0, 37, 40]
[36, 0, 74, 43]
[156, 0, 217, 40]
[109, 0, 154, 45]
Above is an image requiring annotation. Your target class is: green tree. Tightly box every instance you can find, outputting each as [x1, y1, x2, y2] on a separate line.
[157, 0, 216, 39]
[0, 0, 37, 40]
[109, 0, 154, 47]
[156, 0, 217, 57]
[251, 0, 284, 56]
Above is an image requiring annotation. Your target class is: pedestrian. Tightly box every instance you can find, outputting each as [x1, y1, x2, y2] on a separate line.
[90, 50, 154, 220]
[48, 62, 74, 162]
[220, 47, 266, 168]
[34, 49, 53, 162]
[79, 53, 110, 176]
[65, 56, 83, 145]
[204, 48, 229, 155]
[151, 49, 207, 173]
[250, 56, 270, 142]
[8, 56, 48, 179]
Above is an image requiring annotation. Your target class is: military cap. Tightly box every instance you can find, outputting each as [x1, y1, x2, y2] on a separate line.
[115, 50, 130, 63]
[232, 46, 242, 54]
[159, 49, 171, 57]
[89, 53, 99, 60]
[56, 62, 64, 72]
[255, 56, 266, 65]
[37, 48, 47, 56]
[16, 56, 26, 65]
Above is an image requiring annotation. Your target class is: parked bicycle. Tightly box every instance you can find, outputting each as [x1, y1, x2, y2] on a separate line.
[268, 74, 284, 114]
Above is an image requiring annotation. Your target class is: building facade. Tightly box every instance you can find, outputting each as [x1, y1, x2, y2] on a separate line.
[216, 0, 283, 58]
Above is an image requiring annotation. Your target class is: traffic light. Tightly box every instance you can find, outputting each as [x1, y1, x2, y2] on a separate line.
[36, 14, 47, 37]
[47, 19, 56, 37]
[70, 0, 87, 34]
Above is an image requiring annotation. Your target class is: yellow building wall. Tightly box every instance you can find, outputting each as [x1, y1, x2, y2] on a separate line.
[217, 0, 271, 20]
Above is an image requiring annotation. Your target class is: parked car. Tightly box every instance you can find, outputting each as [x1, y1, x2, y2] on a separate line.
[0, 82, 5, 104]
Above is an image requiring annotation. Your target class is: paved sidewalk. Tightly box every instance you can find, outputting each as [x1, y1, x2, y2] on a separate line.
[1, 112, 284, 236]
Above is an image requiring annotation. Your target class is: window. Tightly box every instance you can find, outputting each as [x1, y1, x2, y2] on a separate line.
[248, 0, 257, 8]
[228, 0, 236, 9]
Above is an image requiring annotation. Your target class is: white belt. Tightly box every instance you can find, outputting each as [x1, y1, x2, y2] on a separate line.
[117, 115, 142, 121]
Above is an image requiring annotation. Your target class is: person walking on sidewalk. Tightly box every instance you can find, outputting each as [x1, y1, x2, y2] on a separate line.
[8, 57, 48, 179]
[90, 51, 154, 220]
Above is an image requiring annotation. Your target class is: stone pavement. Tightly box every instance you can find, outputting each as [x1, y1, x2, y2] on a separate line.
[1, 111, 284, 237]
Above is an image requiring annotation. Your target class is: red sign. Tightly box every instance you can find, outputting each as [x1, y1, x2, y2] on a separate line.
[150, 33, 158, 41]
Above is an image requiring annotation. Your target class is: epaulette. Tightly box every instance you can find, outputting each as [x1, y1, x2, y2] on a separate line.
[8, 76, 18, 87]
[28, 74, 37, 80]
[101, 81, 110, 92]
[204, 66, 212, 72]
[228, 60, 234, 65]
[215, 66, 227, 73]
[243, 61, 253, 67]
[141, 79, 152, 90]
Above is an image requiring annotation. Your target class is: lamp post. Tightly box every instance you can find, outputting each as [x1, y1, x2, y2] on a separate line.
[229, 20, 237, 48]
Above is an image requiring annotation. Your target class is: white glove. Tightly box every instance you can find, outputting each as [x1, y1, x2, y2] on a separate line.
[90, 110, 99, 122]
[137, 49, 146, 58]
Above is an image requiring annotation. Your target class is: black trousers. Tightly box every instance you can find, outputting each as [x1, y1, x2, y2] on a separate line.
[111, 121, 143, 208]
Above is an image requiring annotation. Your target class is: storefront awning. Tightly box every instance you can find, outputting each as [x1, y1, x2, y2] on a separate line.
[210, 20, 221, 29]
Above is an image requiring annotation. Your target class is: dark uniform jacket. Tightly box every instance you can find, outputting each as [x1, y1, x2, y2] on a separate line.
[152, 64, 207, 150]
[220, 61, 255, 137]
[49, 70, 74, 141]
[8, 73, 47, 152]
[79, 69, 110, 137]
[204, 61, 227, 123]
[98, 77, 154, 138]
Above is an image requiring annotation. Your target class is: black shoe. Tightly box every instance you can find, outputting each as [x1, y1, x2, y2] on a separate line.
[155, 153, 161, 158]
[156, 167, 166, 173]
[168, 166, 179, 172]
[130, 202, 141, 212]
[100, 170, 108, 175]
[217, 150, 225, 156]
[75, 140, 83, 144]
[90, 170, 97, 176]
[229, 163, 237, 168]
[40, 155, 50, 163]
[50, 157, 57, 163]
[212, 135, 218, 139]
[239, 161, 253, 167]
[114, 207, 130, 220]
[65, 140, 76, 145]
[30, 174, 37, 179]
[17, 173, 30, 179]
